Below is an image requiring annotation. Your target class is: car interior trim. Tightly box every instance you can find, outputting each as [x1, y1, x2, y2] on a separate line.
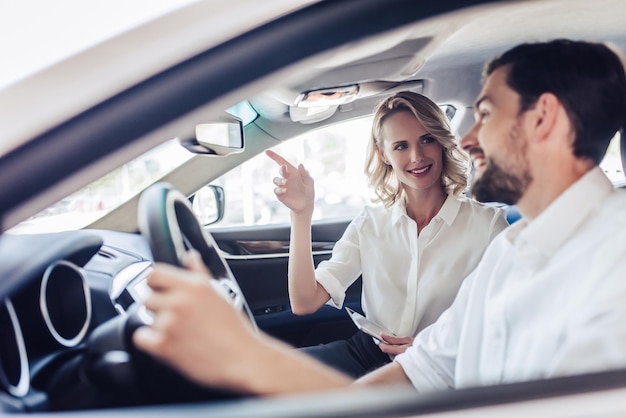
[39, 260, 92, 348]
[223, 249, 333, 261]
[0, 300, 30, 398]
[235, 240, 336, 255]
[110, 261, 153, 302]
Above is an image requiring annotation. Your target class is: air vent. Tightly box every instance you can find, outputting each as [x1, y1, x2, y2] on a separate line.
[97, 249, 116, 259]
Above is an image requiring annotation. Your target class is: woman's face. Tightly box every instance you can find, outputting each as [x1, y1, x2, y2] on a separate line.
[378, 110, 444, 194]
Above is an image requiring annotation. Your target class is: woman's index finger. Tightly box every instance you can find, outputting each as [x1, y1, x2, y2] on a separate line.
[265, 149, 295, 169]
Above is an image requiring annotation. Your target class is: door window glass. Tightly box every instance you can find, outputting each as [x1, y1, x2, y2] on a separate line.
[212, 117, 376, 227]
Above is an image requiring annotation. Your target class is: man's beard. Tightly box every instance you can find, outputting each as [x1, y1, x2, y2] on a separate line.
[470, 124, 532, 205]
[471, 158, 531, 205]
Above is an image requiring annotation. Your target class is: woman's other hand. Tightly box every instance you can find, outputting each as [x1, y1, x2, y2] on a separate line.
[378, 334, 414, 360]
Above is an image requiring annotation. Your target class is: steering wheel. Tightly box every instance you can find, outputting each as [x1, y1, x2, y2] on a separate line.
[76, 182, 255, 408]
[137, 181, 256, 325]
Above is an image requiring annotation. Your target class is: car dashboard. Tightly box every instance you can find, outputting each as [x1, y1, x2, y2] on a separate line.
[0, 229, 169, 412]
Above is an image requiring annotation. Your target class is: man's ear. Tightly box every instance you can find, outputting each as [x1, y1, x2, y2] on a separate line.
[529, 92, 560, 142]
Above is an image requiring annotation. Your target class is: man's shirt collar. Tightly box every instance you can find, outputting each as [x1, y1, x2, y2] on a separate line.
[507, 166, 613, 259]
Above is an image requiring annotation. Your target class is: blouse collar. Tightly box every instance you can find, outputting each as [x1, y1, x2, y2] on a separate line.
[391, 193, 462, 227]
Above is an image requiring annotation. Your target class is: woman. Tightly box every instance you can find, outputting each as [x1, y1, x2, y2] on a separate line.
[266, 91, 508, 377]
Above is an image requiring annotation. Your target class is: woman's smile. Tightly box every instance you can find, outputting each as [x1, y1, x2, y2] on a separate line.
[407, 164, 433, 178]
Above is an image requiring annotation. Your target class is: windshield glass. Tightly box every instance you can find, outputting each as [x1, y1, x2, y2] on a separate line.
[8, 140, 194, 235]
[8, 100, 258, 235]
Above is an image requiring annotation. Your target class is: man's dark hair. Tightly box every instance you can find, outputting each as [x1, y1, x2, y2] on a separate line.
[484, 39, 626, 165]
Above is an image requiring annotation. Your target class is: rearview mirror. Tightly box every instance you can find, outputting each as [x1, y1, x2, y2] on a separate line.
[179, 112, 244, 155]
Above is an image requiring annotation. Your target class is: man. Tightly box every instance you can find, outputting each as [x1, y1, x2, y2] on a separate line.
[133, 39, 626, 395]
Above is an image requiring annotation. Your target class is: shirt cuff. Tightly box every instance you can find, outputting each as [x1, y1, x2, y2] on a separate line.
[316, 273, 346, 308]
[394, 344, 450, 393]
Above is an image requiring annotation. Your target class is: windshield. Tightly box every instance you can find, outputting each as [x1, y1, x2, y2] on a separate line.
[8, 140, 194, 235]
[8, 100, 257, 235]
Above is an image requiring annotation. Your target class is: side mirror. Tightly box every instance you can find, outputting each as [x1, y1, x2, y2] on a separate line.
[191, 185, 225, 225]
[179, 112, 244, 156]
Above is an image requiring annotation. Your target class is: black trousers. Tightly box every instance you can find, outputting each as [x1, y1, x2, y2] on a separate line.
[300, 331, 391, 378]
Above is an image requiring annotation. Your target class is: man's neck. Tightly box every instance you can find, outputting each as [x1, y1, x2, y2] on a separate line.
[517, 160, 595, 221]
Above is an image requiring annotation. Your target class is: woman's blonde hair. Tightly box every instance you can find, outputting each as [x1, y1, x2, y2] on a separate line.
[364, 91, 468, 207]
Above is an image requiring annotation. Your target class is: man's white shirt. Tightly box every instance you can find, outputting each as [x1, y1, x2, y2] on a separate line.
[396, 167, 626, 391]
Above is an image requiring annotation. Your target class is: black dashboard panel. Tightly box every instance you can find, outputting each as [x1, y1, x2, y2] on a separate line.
[0, 231, 103, 300]
[0, 230, 158, 411]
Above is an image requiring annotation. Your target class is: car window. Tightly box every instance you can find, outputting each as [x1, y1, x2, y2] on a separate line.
[211, 117, 377, 227]
[600, 132, 624, 183]
[8, 139, 194, 234]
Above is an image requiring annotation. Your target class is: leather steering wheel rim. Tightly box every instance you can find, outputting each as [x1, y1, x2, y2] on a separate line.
[137, 181, 257, 324]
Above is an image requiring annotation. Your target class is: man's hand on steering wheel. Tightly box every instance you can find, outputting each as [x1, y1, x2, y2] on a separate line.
[133, 249, 259, 391]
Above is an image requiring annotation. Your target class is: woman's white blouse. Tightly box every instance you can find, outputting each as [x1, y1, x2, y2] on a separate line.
[315, 195, 508, 338]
